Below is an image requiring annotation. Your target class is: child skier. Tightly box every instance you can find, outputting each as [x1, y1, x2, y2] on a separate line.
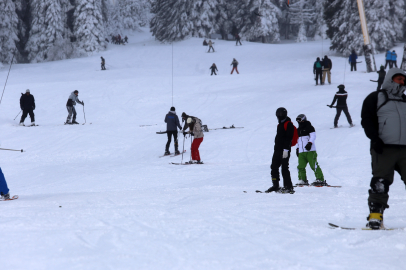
[164, 107, 182, 155]
[0, 167, 10, 200]
[230, 58, 239, 74]
[210, 63, 218, 76]
[183, 116, 204, 164]
[65, 90, 84, 125]
[295, 114, 326, 186]
[208, 40, 215, 52]
[328, 85, 354, 128]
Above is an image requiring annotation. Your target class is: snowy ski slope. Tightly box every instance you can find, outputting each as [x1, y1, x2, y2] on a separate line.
[0, 30, 405, 269]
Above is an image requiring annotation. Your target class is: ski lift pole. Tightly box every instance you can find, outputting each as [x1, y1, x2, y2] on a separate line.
[356, 0, 376, 73]
[0, 50, 16, 108]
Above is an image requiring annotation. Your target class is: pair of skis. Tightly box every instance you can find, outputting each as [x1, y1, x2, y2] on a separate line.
[159, 150, 186, 158]
[328, 223, 402, 231]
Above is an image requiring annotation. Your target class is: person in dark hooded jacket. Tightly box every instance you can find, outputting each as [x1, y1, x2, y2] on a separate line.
[210, 63, 218, 76]
[361, 68, 406, 230]
[321, 55, 332, 84]
[313, 57, 323, 85]
[329, 85, 354, 128]
[349, 50, 358, 71]
[376, 65, 386, 91]
[164, 107, 182, 155]
[19, 89, 36, 126]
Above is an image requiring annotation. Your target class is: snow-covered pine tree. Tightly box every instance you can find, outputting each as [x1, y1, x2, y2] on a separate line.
[233, 0, 261, 39]
[191, 0, 226, 38]
[120, 0, 149, 31]
[289, 0, 315, 42]
[74, 0, 106, 54]
[311, 0, 326, 39]
[107, 1, 123, 36]
[388, 0, 404, 41]
[0, 0, 19, 64]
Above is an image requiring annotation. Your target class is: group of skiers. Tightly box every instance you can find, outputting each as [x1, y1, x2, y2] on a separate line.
[109, 34, 128, 45]
[313, 55, 332, 85]
[384, 50, 398, 69]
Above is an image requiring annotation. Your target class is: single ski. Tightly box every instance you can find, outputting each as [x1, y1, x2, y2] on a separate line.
[171, 161, 203, 165]
[328, 223, 401, 231]
[0, 195, 19, 201]
[295, 185, 341, 188]
[210, 125, 244, 130]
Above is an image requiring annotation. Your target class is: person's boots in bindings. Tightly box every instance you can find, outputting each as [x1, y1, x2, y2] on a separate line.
[175, 150, 180, 155]
[1, 193, 10, 200]
[164, 147, 170, 156]
[265, 180, 280, 193]
[296, 179, 309, 186]
[19, 122, 25, 126]
[72, 119, 79, 124]
[30, 121, 35, 126]
[366, 201, 385, 230]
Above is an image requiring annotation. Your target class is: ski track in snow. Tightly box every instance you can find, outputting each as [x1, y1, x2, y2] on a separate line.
[0, 29, 405, 269]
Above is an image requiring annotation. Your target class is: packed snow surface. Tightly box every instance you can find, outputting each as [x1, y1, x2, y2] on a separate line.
[0, 31, 405, 269]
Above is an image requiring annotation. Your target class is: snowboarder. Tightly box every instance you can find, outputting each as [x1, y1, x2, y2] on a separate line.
[265, 107, 295, 194]
[203, 39, 208, 46]
[376, 65, 386, 91]
[385, 50, 393, 69]
[322, 55, 332, 85]
[164, 107, 182, 155]
[313, 57, 323, 85]
[66, 90, 84, 125]
[230, 58, 239, 74]
[235, 34, 242, 46]
[349, 50, 358, 71]
[101, 57, 106, 70]
[328, 85, 354, 128]
[210, 63, 218, 76]
[295, 114, 326, 186]
[360, 68, 406, 230]
[19, 89, 35, 126]
[0, 167, 10, 200]
[391, 50, 397, 68]
[208, 40, 215, 52]
[183, 116, 204, 164]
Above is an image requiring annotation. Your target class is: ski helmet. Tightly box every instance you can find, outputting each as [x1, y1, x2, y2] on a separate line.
[337, 84, 345, 89]
[276, 107, 287, 121]
[296, 114, 306, 122]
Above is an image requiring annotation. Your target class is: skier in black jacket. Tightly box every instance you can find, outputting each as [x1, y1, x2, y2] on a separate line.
[266, 107, 295, 194]
[376, 65, 386, 91]
[19, 89, 35, 126]
[164, 107, 182, 155]
[328, 85, 354, 128]
[210, 63, 218, 76]
[322, 55, 332, 84]
[313, 57, 323, 85]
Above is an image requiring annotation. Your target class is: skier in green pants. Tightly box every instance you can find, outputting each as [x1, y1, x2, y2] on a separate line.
[295, 114, 327, 186]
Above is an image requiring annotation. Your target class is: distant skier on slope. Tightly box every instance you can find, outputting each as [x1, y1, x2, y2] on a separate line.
[235, 33, 242, 46]
[349, 50, 358, 71]
[313, 57, 323, 85]
[391, 50, 398, 68]
[19, 89, 36, 126]
[384, 50, 392, 69]
[101, 57, 106, 70]
[183, 115, 204, 164]
[203, 39, 208, 46]
[164, 107, 182, 156]
[210, 63, 218, 76]
[376, 65, 386, 91]
[65, 90, 84, 125]
[265, 107, 295, 194]
[0, 167, 10, 200]
[208, 40, 215, 52]
[360, 68, 406, 230]
[328, 85, 354, 128]
[230, 58, 239, 74]
[295, 114, 326, 186]
[322, 55, 332, 85]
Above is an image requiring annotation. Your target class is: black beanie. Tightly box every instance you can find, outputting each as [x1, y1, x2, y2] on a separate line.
[170, 107, 175, 111]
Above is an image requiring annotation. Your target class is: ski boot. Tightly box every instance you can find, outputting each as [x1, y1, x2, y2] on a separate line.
[350, 123, 355, 127]
[19, 122, 25, 126]
[311, 179, 328, 186]
[72, 120, 79, 125]
[366, 202, 385, 230]
[196, 160, 203, 164]
[174, 149, 180, 155]
[265, 180, 280, 193]
[65, 121, 72, 125]
[0, 193, 10, 200]
[164, 150, 170, 156]
[296, 179, 309, 186]
[276, 187, 295, 194]
[30, 122, 35, 126]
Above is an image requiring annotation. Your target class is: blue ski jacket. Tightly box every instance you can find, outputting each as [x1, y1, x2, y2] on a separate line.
[391, 52, 397, 61]
[349, 53, 358, 63]
[165, 111, 182, 131]
[386, 51, 392, 60]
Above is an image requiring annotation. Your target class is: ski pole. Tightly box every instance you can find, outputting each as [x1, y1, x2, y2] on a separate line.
[181, 134, 185, 164]
[14, 110, 22, 120]
[0, 50, 16, 107]
[82, 105, 86, 125]
[0, 148, 24, 152]
[190, 135, 193, 162]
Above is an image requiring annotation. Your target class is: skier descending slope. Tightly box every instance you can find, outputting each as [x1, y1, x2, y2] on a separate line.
[328, 85, 354, 128]
[164, 107, 182, 156]
[0, 167, 10, 200]
[65, 90, 84, 125]
[19, 89, 36, 126]
[183, 116, 204, 164]
[295, 114, 326, 186]
[230, 58, 239, 74]
[266, 108, 296, 194]
[361, 68, 406, 230]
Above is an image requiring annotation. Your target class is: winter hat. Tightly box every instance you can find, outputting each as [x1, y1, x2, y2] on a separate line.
[74, 90, 79, 94]
[317, 57, 320, 61]
[181, 112, 188, 119]
[26, 89, 30, 93]
[296, 114, 307, 122]
[170, 106, 175, 112]
[337, 84, 345, 89]
[380, 65, 385, 70]
[393, 50, 396, 52]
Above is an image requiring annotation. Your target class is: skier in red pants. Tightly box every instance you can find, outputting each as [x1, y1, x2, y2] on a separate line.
[183, 116, 204, 164]
[230, 58, 239, 74]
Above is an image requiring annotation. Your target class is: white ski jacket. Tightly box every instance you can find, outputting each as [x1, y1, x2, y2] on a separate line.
[296, 131, 317, 153]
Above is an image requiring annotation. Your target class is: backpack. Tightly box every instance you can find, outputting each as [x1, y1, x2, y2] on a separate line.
[284, 121, 298, 147]
[316, 62, 321, 69]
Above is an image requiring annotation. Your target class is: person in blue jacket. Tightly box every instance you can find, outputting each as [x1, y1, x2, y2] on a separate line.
[0, 167, 10, 200]
[385, 50, 393, 69]
[348, 50, 358, 71]
[391, 50, 398, 68]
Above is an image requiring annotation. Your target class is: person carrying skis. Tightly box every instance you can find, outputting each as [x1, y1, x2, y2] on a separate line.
[295, 114, 326, 186]
[360, 68, 406, 230]
[183, 116, 204, 164]
[385, 50, 393, 69]
[210, 63, 218, 76]
[208, 40, 215, 52]
[235, 33, 242, 46]
[328, 85, 354, 128]
[230, 58, 239, 74]
[322, 55, 332, 85]
[19, 89, 35, 126]
[164, 107, 182, 156]
[313, 57, 323, 85]
[101, 57, 106, 70]
[265, 107, 295, 194]
[391, 50, 397, 68]
[0, 167, 10, 200]
[349, 50, 358, 71]
[66, 90, 84, 125]
[376, 65, 386, 91]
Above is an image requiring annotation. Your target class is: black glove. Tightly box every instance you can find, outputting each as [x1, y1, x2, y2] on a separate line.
[328, 105, 333, 108]
[191, 133, 194, 136]
[81, 101, 84, 106]
[296, 148, 299, 157]
[183, 132, 187, 136]
[372, 138, 384, 154]
[305, 142, 312, 151]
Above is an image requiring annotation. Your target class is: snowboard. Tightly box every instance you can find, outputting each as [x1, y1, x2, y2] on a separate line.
[0, 195, 19, 201]
[328, 223, 401, 231]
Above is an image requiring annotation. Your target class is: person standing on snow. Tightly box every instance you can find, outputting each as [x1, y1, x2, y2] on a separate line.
[203, 39, 208, 46]
[65, 90, 84, 125]
[376, 65, 386, 91]
[295, 114, 326, 186]
[385, 50, 393, 69]
[360, 68, 406, 230]
[313, 57, 323, 85]
[235, 33, 242, 46]
[183, 116, 204, 164]
[101, 57, 106, 70]
[19, 89, 36, 126]
[164, 107, 182, 156]
[208, 40, 215, 53]
[230, 58, 239, 74]
[322, 55, 332, 85]
[391, 50, 398, 68]
[265, 107, 295, 194]
[349, 50, 358, 71]
[328, 85, 354, 128]
[210, 63, 218, 76]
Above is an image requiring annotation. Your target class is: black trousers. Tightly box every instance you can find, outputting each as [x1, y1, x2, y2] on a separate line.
[236, 39, 242, 45]
[20, 109, 35, 123]
[166, 131, 179, 151]
[315, 70, 322, 85]
[350, 62, 357, 71]
[101, 64, 106, 70]
[270, 150, 292, 188]
[334, 106, 352, 126]
[377, 81, 383, 91]
[211, 70, 217, 75]
[384, 60, 392, 69]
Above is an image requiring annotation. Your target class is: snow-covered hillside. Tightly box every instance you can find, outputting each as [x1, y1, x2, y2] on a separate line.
[0, 30, 405, 269]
